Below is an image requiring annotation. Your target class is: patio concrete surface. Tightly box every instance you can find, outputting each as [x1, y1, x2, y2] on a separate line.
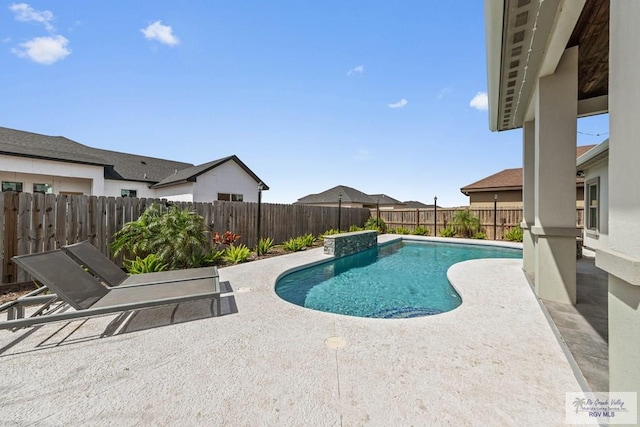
[541, 254, 609, 393]
[0, 236, 585, 426]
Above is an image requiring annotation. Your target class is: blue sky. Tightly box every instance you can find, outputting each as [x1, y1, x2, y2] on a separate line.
[0, 2, 609, 206]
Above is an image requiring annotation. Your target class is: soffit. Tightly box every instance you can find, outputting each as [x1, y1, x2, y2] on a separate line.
[494, 0, 609, 131]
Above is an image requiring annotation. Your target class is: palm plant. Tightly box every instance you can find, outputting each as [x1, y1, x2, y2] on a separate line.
[111, 203, 209, 269]
[451, 209, 482, 238]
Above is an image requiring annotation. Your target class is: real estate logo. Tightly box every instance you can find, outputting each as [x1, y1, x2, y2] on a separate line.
[566, 392, 637, 425]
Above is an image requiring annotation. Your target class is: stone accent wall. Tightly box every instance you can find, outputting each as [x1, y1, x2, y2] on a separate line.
[323, 230, 378, 258]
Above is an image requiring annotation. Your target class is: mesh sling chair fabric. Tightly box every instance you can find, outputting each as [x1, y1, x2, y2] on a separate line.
[62, 241, 219, 287]
[1, 250, 221, 330]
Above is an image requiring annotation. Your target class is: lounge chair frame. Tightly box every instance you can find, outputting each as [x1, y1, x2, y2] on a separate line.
[62, 241, 218, 287]
[1, 250, 222, 330]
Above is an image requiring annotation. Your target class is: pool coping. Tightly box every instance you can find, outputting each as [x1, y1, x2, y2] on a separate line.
[0, 235, 585, 426]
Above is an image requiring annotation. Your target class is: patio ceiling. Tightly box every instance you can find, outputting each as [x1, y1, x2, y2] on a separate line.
[486, 0, 609, 131]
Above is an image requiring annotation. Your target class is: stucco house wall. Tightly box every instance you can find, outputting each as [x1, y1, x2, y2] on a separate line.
[103, 180, 157, 199]
[193, 161, 260, 203]
[580, 153, 609, 251]
[468, 190, 522, 208]
[153, 182, 195, 203]
[0, 154, 103, 195]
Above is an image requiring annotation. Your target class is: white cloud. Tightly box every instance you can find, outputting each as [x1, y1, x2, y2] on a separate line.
[10, 3, 55, 32]
[347, 65, 364, 76]
[469, 91, 488, 111]
[12, 35, 70, 65]
[387, 98, 408, 109]
[141, 21, 179, 46]
[354, 148, 372, 161]
[437, 86, 452, 99]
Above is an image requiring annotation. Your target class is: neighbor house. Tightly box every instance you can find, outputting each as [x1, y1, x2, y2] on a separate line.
[485, 0, 639, 396]
[460, 145, 596, 208]
[295, 185, 415, 210]
[577, 139, 609, 252]
[0, 127, 268, 203]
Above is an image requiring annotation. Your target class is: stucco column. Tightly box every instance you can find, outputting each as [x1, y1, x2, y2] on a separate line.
[533, 47, 578, 304]
[596, 1, 640, 398]
[521, 120, 535, 275]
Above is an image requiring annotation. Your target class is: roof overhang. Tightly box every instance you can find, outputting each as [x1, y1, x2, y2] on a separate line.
[485, 0, 608, 132]
[577, 139, 609, 171]
[461, 185, 522, 196]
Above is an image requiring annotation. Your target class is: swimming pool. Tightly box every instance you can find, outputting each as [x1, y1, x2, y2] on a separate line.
[275, 240, 522, 319]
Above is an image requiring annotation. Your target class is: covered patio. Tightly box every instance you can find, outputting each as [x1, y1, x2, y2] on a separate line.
[485, 0, 639, 400]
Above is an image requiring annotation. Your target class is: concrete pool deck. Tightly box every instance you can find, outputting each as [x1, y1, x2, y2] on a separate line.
[1, 235, 586, 425]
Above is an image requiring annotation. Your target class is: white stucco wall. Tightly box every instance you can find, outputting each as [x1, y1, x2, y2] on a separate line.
[192, 160, 259, 203]
[0, 155, 103, 195]
[582, 158, 609, 251]
[103, 180, 157, 199]
[153, 182, 195, 203]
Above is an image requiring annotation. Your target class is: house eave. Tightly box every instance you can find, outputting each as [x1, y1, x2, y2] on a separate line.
[577, 139, 609, 171]
[485, 0, 586, 131]
[0, 151, 110, 168]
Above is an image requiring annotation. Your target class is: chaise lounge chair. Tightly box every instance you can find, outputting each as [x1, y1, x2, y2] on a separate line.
[62, 241, 218, 287]
[0, 250, 222, 330]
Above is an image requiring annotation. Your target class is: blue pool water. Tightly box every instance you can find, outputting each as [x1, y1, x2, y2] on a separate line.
[275, 240, 522, 319]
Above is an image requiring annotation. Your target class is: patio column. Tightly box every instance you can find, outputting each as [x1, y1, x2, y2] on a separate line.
[532, 47, 578, 304]
[597, 1, 640, 399]
[521, 120, 535, 275]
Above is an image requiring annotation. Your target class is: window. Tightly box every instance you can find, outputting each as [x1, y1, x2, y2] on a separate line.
[33, 183, 54, 194]
[2, 181, 23, 192]
[217, 193, 243, 202]
[586, 178, 599, 232]
[121, 189, 137, 197]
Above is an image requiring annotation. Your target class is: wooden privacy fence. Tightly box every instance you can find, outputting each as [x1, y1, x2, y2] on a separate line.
[375, 207, 584, 240]
[0, 192, 370, 284]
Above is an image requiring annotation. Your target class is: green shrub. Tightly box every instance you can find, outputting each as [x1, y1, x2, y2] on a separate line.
[301, 233, 316, 247]
[504, 225, 524, 242]
[320, 229, 341, 240]
[257, 237, 275, 255]
[364, 217, 387, 233]
[205, 249, 225, 265]
[412, 226, 430, 236]
[395, 227, 411, 235]
[440, 227, 456, 237]
[349, 225, 364, 232]
[223, 244, 251, 264]
[451, 209, 481, 238]
[283, 236, 306, 252]
[125, 254, 168, 274]
[111, 203, 209, 269]
[473, 231, 487, 240]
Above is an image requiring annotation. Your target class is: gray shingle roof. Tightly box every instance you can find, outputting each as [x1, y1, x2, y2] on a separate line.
[368, 194, 403, 206]
[296, 185, 377, 205]
[0, 127, 109, 166]
[151, 155, 269, 190]
[0, 127, 267, 188]
[403, 201, 438, 209]
[97, 149, 193, 183]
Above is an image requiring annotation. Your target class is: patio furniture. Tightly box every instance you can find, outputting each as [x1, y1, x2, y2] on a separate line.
[62, 241, 218, 287]
[0, 250, 222, 330]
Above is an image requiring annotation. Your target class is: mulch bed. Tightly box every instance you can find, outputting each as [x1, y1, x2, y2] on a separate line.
[0, 282, 39, 305]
